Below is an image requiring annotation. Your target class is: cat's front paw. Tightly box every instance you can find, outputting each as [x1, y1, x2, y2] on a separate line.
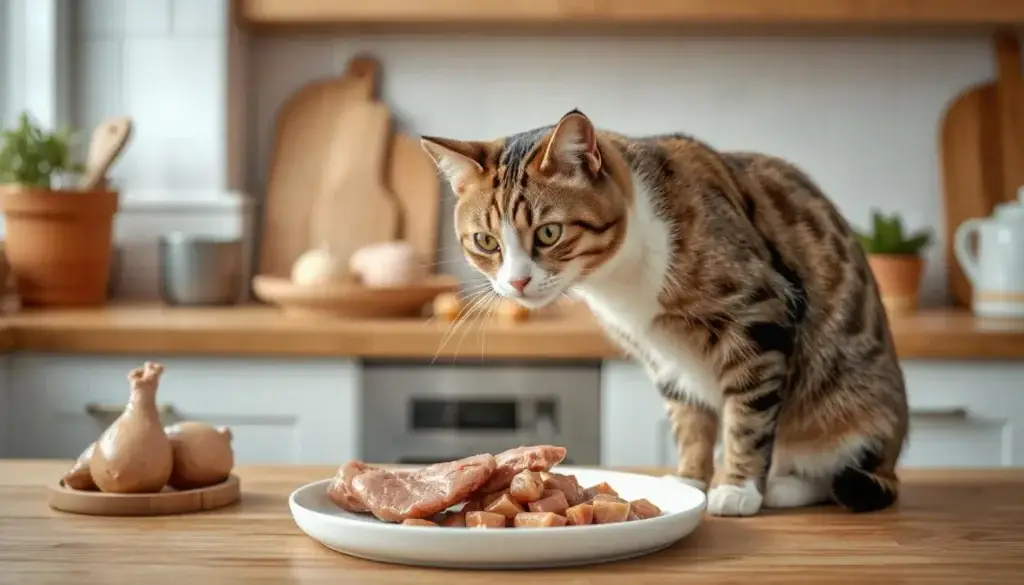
[706, 480, 763, 517]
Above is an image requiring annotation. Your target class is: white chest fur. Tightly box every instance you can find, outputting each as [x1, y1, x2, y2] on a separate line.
[572, 174, 724, 411]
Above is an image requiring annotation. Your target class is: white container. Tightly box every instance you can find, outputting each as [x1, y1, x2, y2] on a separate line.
[955, 186, 1024, 318]
[111, 189, 256, 303]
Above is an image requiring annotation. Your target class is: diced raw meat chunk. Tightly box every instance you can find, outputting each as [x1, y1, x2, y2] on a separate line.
[540, 472, 587, 506]
[326, 461, 378, 513]
[583, 482, 618, 500]
[528, 490, 569, 515]
[481, 488, 510, 508]
[565, 502, 594, 525]
[629, 498, 662, 520]
[350, 454, 497, 522]
[485, 493, 524, 520]
[514, 512, 567, 528]
[402, 518, 438, 526]
[509, 470, 544, 503]
[593, 498, 630, 524]
[439, 511, 467, 527]
[590, 492, 627, 504]
[467, 511, 506, 528]
[474, 445, 567, 494]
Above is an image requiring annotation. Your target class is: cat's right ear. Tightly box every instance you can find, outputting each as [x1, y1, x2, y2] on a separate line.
[420, 136, 486, 195]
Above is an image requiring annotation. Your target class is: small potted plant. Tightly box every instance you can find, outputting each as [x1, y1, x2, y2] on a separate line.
[854, 209, 933, 316]
[0, 111, 120, 306]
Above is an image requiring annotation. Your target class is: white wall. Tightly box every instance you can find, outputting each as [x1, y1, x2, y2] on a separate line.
[72, 0, 231, 191]
[70, 1, 1007, 306]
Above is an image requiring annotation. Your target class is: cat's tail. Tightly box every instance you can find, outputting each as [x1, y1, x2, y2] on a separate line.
[830, 448, 898, 513]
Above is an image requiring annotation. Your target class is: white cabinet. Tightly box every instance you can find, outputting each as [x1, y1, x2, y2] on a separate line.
[601, 359, 1024, 469]
[4, 353, 361, 465]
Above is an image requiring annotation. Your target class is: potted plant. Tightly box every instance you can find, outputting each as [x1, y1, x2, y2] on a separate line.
[854, 209, 933, 316]
[0, 111, 120, 306]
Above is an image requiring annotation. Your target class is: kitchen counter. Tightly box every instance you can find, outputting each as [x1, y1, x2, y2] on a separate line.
[2, 302, 1024, 360]
[1, 460, 1022, 584]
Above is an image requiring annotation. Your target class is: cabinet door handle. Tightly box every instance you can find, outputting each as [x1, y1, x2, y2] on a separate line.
[910, 407, 969, 420]
[85, 403, 177, 419]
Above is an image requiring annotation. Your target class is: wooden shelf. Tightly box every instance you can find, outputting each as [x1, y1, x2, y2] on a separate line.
[2, 302, 1024, 360]
[238, 0, 1024, 28]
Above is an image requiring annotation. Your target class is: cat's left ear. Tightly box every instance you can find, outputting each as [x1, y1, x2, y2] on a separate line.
[420, 136, 486, 195]
[538, 109, 602, 178]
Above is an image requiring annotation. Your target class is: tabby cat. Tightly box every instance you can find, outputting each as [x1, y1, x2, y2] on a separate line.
[420, 109, 908, 517]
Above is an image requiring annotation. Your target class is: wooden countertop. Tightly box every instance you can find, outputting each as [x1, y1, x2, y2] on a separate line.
[2, 302, 1024, 360]
[2, 460, 1022, 583]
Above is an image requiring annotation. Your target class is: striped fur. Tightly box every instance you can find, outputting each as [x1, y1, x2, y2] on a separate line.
[422, 109, 909, 516]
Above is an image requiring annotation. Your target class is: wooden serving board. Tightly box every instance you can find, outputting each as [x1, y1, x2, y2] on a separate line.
[939, 34, 1023, 307]
[314, 101, 402, 263]
[389, 128, 442, 268]
[258, 55, 379, 277]
[47, 474, 241, 516]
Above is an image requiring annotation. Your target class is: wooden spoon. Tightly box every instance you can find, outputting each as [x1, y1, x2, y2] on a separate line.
[79, 116, 133, 190]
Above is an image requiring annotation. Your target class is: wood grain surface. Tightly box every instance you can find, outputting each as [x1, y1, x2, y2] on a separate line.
[2, 460, 1023, 584]
[3, 302, 1024, 360]
[238, 0, 1024, 26]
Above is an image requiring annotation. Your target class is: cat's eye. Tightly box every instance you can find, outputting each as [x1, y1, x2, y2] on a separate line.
[473, 233, 500, 253]
[535, 223, 563, 247]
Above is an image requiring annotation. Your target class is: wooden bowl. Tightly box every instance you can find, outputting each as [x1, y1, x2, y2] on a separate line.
[252, 273, 460, 318]
[47, 474, 241, 516]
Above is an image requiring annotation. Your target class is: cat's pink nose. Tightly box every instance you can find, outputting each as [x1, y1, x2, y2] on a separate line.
[509, 277, 532, 294]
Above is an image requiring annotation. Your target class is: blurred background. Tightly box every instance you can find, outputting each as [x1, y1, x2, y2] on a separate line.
[1, 1, 1022, 473]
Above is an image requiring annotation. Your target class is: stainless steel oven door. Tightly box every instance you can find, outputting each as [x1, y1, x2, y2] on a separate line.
[361, 361, 601, 465]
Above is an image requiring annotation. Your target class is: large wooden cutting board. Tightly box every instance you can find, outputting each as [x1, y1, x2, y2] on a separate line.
[258, 56, 379, 277]
[939, 34, 1023, 307]
[388, 130, 442, 267]
[314, 101, 402, 262]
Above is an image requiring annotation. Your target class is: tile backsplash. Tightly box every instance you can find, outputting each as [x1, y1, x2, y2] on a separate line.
[69, 0, 1013, 305]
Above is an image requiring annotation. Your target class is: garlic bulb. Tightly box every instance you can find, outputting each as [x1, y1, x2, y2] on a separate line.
[349, 241, 425, 288]
[291, 243, 347, 286]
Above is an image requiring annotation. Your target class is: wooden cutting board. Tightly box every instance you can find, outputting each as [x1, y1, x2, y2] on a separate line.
[258, 55, 379, 277]
[388, 130, 442, 268]
[314, 101, 401, 263]
[939, 34, 1023, 307]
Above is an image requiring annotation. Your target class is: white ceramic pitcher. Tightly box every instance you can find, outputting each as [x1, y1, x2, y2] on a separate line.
[955, 186, 1024, 317]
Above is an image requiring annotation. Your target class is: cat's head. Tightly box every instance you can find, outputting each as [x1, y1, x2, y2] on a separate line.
[420, 109, 629, 309]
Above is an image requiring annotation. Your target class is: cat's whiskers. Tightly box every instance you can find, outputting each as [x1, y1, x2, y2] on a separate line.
[480, 295, 501, 362]
[438, 290, 495, 363]
[451, 292, 499, 362]
[431, 289, 493, 364]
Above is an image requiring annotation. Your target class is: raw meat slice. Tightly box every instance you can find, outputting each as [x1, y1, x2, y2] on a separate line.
[351, 454, 497, 522]
[474, 445, 568, 495]
[326, 461, 378, 513]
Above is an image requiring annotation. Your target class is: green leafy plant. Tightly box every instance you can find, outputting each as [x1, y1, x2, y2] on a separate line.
[854, 209, 933, 256]
[0, 111, 85, 188]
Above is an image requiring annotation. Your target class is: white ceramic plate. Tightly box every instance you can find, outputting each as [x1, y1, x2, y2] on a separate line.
[288, 466, 707, 569]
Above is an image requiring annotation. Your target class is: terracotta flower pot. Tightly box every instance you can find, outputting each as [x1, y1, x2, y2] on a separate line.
[867, 254, 924, 316]
[0, 185, 119, 307]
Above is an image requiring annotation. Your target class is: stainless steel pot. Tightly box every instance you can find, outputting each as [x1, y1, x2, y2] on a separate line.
[158, 232, 243, 306]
